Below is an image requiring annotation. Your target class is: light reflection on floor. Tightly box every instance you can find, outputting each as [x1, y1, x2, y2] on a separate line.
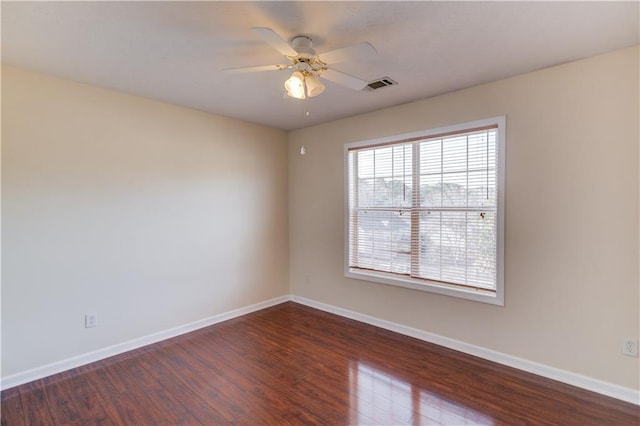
[349, 361, 495, 425]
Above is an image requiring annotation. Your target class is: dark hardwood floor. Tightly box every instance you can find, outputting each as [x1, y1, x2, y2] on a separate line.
[2, 302, 639, 425]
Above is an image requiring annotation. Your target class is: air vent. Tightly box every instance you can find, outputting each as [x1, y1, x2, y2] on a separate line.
[366, 77, 398, 91]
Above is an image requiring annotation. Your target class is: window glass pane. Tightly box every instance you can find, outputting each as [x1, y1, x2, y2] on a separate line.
[441, 172, 467, 207]
[417, 211, 496, 289]
[468, 131, 489, 171]
[353, 210, 411, 274]
[419, 211, 467, 284]
[356, 146, 412, 208]
[420, 174, 441, 208]
[441, 135, 467, 174]
[420, 139, 441, 175]
[466, 211, 497, 288]
[468, 170, 495, 207]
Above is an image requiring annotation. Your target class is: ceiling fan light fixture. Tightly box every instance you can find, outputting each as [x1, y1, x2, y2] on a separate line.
[284, 71, 306, 99]
[305, 73, 325, 97]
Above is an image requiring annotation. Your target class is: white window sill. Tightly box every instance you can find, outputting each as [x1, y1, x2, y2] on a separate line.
[345, 268, 504, 306]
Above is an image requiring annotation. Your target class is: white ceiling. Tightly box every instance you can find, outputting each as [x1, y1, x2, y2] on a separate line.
[2, 1, 638, 130]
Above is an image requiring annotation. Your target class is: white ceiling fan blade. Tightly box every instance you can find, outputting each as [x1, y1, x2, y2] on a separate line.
[320, 42, 376, 65]
[223, 64, 289, 74]
[320, 69, 369, 91]
[252, 27, 299, 57]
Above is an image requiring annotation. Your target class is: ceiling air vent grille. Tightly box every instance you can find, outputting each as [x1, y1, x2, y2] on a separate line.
[366, 77, 398, 91]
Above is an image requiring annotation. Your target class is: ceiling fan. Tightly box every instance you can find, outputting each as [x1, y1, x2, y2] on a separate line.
[224, 27, 376, 99]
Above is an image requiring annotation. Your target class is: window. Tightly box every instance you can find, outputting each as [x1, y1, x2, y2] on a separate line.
[345, 117, 505, 305]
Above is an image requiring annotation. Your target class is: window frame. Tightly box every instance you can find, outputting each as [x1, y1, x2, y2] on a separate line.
[343, 116, 505, 306]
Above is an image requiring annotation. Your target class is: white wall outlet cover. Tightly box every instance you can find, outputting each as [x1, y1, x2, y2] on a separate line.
[622, 338, 638, 357]
[85, 313, 98, 328]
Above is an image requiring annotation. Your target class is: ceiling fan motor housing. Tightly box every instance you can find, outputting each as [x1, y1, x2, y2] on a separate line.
[291, 35, 316, 60]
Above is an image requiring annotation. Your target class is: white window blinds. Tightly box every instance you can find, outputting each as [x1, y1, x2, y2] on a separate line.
[347, 125, 499, 292]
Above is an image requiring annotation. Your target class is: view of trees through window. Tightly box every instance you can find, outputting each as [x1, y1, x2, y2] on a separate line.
[348, 128, 498, 291]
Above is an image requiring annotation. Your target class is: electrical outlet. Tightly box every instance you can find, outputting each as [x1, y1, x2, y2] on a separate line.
[622, 338, 638, 357]
[85, 313, 98, 328]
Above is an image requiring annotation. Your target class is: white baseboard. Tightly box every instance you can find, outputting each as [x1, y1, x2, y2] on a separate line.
[4, 294, 638, 406]
[291, 295, 640, 406]
[0, 295, 291, 390]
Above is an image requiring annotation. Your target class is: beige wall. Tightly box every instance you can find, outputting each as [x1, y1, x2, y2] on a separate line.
[2, 46, 638, 392]
[289, 46, 639, 390]
[2, 66, 289, 376]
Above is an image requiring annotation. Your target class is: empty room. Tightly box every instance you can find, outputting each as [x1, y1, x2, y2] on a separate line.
[1, 1, 639, 425]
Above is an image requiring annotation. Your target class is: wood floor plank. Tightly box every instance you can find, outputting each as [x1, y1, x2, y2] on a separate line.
[62, 366, 114, 425]
[115, 353, 202, 425]
[139, 346, 227, 425]
[149, 340, 250, 423]
[0, 388, 24, 426]
[186, 329, 332, 424]
[38, 372, 83, 425]
[16, 383, 54, 425]
[84, 365, 148, 425]
[2, 302, 639, 425]
[191, 318, 368, 424]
